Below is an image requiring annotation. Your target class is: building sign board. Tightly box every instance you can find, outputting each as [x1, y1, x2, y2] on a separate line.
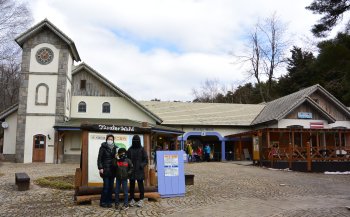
[298, 112, 312, 119]
[88, 132, 144, 184]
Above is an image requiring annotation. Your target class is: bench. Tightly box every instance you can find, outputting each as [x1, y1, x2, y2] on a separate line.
[185, 174, 194, 185]
[15, 172, 30, 191]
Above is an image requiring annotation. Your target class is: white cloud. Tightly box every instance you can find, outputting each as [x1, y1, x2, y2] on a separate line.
[28, 0, 317, 101]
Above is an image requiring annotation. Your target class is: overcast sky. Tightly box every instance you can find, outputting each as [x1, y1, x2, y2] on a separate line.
[29, 0, 320, 101]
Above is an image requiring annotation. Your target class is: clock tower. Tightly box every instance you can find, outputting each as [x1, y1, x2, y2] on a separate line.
[15, 19, 80, 163]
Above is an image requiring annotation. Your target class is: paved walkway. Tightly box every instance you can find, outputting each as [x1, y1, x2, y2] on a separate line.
[0, 162, 350, 216]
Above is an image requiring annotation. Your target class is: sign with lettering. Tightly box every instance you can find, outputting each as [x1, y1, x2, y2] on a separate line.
[81, 124, 149, 133]
[298, 112, 312, 119]
[88, 132, 144, 184]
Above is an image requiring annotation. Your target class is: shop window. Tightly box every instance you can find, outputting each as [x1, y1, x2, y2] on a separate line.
[102, 102, 110, 113]
[78, 101, 86, 113]
[35, 83, 49, 105]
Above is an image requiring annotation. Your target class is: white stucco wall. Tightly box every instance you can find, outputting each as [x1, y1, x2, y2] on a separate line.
[3, 112, 18, 154]
[29, 43, 59, 73]
[65, 54, 73, 119]
[67, 53, 72, 81]
[278, 119, 330, 129]
[26, 75, 58, 114]
[23, 116, 56, 163]
[64, 131, 81, 155]
[329, 121, 350, 129]
[71, 96, 156, 124]
[65, 80, 71, 118]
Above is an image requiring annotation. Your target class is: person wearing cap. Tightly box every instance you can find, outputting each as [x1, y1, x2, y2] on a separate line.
[97, 134, 117, 208]
[127, 135, 148, 208]
[113, 148, 133, 210]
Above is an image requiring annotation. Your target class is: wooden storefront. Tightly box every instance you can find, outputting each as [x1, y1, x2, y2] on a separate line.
[227, 128, 350, 172]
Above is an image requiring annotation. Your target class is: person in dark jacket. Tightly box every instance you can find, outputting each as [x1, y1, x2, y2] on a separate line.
[97, 134, 117, 208]
[113, 148, 133, 210]
[127, 135, 148, 208]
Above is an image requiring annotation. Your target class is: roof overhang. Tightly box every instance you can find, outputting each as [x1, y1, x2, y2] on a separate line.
[277, 97, 336, 123]
[0, 104, 18, 120]
[72, 63, 163, 124]
[15, 19, 81, 62]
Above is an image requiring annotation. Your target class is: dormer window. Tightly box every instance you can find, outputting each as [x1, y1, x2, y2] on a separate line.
[80, 80, 86, 90]
[78, 101, 86, 113]
[102, 102, 110, 113]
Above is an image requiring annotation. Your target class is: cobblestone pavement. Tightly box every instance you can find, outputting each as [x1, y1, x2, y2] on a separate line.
[1, 161, 350, 217]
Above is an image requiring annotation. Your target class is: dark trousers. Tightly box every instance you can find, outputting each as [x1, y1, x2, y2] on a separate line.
[100, 176, 114, 205]
[129, 179, 145, 200]
[115, 179, 128, 206]
[205, 153, 210, 162]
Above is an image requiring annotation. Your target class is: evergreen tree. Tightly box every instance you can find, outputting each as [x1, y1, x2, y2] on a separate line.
[306, 0, 350, 37]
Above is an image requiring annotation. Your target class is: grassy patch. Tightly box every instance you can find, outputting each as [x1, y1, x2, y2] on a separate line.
[35, 175, 75, 190]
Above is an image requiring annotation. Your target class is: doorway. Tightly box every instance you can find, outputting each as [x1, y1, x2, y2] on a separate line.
[33, 134, 46, 162]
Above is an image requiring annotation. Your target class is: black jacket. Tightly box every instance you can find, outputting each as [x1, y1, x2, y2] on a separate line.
[113, 157, 133, 180]
[97, 142, 117, 177]
[127, 147, 148, 180]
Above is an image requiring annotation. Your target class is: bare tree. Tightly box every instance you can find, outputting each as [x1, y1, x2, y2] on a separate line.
[259, 12, 289, 99]
[233, 12, 289, 102]
[192, 79, 221, 103]
[0, 0, 32, 112]
[234, 24, 265, 102]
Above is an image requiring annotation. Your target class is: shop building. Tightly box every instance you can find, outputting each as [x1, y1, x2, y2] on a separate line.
[1, 20, 350, 171]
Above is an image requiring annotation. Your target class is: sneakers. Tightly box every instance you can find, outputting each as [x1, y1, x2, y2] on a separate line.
[129, 199, 136, 207]
[136, 199, 144, 207]
[121, 205, 129, 210]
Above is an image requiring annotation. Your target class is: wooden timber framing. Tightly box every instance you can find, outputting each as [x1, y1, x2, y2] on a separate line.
[226, 127, 350, 172]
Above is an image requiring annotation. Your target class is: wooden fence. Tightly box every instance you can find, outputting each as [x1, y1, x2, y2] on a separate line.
[262, 142, 350, 171]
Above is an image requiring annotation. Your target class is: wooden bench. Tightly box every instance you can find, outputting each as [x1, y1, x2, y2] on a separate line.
[15, 172, 30, 191]
[185, 173, 194, 185]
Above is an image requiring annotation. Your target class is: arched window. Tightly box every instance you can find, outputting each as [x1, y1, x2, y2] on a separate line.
[35, 83, 49, 105]
[102, 102, 110, 113]
[78, 101, 86, 113]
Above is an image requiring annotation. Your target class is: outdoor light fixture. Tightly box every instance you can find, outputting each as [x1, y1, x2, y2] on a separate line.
[47, 134, 51, 140]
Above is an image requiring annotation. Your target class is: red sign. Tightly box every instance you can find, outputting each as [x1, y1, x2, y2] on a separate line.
[310, 122, 324, 129]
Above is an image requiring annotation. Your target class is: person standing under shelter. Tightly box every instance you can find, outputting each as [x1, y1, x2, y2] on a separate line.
[186, 142, 193, 162]
[127, 135, 148, 208]
[97, 134, 117, 208]
[204, 144, 211, 162]
[113, 148, 133, 210]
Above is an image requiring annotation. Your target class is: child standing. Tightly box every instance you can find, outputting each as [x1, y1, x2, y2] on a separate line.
[114, 148, 133, 210]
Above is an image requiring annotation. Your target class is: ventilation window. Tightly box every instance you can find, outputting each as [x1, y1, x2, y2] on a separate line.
[80, 80, 86, 90]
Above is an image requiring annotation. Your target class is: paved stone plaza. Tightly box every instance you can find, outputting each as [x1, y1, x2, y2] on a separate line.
[0, 161, 350, 217]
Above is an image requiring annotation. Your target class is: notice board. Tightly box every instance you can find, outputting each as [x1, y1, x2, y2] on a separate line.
[157, 151, 185, 197]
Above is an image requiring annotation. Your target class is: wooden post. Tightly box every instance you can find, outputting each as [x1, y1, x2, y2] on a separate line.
[174, 135, 179, 150]
[238, 136, 242, 160]
[306, 142, 311, 172]
[57, 132, 64, 164]
[143, 133, 151, 187]
[288, 142, 292, 169]
[81, 130, 89, 186]
[339, 131, 342, 146]
[54, 131, 59, 164]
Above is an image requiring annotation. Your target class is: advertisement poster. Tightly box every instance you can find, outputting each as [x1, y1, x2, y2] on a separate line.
[164, 154, 179, 176]
[88, 132, 144, 184]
